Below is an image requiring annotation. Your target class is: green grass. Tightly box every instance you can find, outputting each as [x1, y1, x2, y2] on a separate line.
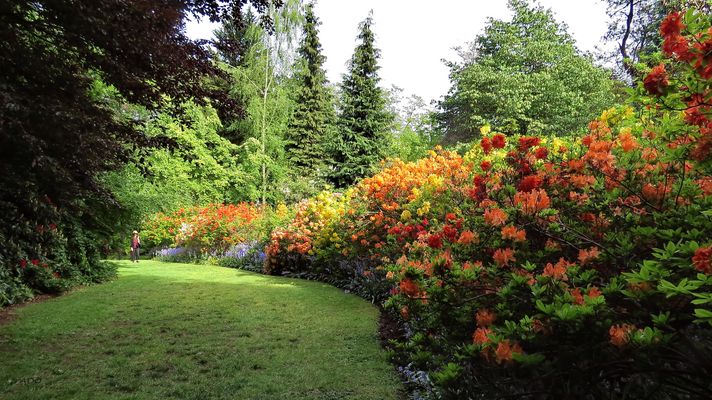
[0, 260, 402, 399]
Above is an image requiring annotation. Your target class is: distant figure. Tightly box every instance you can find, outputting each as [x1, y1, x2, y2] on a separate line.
[130, 230, 141, 263]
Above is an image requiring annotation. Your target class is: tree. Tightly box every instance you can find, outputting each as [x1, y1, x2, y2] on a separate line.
[436, 0, 616, 144]
[285, 3, 336, 178]
[330, 12, 392, 188]
[601, 0, 712, 80]
[221, 0, 302, 205]
[0, 0, 276, 301]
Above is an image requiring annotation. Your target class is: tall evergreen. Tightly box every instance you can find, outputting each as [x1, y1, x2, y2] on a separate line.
[330, 12, 392, 188]
[285, 3, 335, 176]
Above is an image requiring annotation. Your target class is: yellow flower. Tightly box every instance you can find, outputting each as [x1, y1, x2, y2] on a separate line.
[401, 209, 412, 221]
[480, 125, 491, 135]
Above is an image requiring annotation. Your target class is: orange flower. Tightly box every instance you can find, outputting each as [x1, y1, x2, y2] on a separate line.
[617, 131, 639, 152]
[542, 258, 571, 280]
[399, 279, 421, 297]
[588, 286, 602, 299]
[493, 248, 516, 266]
[484, 207, 508, 226]
[472, 327, 492, 345]
[501, 225, 526, 242]
[571, 288, 584, 305]
[578, 247, 600, 266]
[457, 230, 480, 245]
[494, 340, 523, 363]
[514, 189, 551, 215]
[609, 324, 635, 347]
[476, 309, 497, 327]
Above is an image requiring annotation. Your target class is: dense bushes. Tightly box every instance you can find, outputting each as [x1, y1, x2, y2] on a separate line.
[0, 190, 116, 306]
[265, 9, 712, 399]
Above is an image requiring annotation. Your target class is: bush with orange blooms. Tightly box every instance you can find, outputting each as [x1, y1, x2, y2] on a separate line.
[265, 9, 712, 398]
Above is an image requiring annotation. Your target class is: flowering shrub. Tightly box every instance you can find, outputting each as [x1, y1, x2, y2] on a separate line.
[218, 241, 266, 273]
[265, 9, 712, 398]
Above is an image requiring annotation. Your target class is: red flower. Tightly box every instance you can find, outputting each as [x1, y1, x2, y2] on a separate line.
[20, 259, 27, 269]
[643, 64, 669, 96]
[692, 246, 712, 275]
[427, 233, 443, 249]
[660, 12, 684, 38]
[491, 134, 506, 149]
[534, 147, 548, 159]
[518, 136, 540, 152]
[481, 137, 493, 154]
[31, 259, 39, 266]
[480, 160, 492, 171]
[518, 175, 543, 192]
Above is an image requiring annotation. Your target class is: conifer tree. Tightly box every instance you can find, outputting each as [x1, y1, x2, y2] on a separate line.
[285, 3, 335, 177]
[329, 12, 392, 188]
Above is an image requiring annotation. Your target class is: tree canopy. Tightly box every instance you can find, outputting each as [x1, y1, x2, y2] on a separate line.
[437, 0, 617, 143]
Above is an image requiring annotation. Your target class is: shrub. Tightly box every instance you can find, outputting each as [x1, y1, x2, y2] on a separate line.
[265, 9, 712, 398]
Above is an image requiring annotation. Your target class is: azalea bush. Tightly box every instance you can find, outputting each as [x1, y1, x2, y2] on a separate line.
[265, 9, 712, 398]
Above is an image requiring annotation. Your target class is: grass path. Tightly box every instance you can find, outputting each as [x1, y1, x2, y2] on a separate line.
[0, 261, 401, 399]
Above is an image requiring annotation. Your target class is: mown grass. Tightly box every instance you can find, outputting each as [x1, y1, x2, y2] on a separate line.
[0, 260, 401, 399]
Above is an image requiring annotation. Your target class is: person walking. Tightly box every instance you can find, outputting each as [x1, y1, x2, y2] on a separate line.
[130, 230, 141, 263]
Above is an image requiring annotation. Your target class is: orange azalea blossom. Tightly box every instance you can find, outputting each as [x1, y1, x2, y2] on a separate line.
[570, 174, 596, 189]
[545, 239, 561, 250]
[578, 247, 601, 266]
[609, 324, 636, 347]
[458, 230, 480, 245]
[571, 288, 584, 305]
[400, 306, 410, 320]
[473, 327, 492, 345]
[617, 131, 639, 152]
[495, 340, 523, 363]
[501, 225, 526, 242]
[493, 248, 516, 267]
[542, 257, 571, 280]
[399, 279, 421, 298]
[484, 207, 508, 226]
[476, 309, 497, 327]
[588, 286, 602, 299]
[514, 189, 551, 215]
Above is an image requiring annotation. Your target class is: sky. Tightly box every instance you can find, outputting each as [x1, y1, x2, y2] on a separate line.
[186, 0, 612, 103]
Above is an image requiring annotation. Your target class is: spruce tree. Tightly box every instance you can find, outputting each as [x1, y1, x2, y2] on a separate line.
[330, 12, 392, 188]
[285, 3, 335, 176]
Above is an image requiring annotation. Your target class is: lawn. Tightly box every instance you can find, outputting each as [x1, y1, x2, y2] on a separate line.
[0, 261, 402, 400]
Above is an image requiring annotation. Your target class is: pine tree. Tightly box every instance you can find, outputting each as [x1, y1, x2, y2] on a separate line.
[329, 12, 392, 188]
[285, 3, 335, 177]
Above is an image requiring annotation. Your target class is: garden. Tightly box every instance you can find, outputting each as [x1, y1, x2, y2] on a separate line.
[2, 1, 712, 399]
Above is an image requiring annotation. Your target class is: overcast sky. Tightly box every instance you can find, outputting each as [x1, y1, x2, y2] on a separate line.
[186, 0, 612, 103]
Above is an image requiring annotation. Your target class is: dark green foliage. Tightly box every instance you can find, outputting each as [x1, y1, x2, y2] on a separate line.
[0, 0, 274, 304]
[285, 3, 336, 178]
[329, 12, 393, 188]
[437, 0, 616, 143]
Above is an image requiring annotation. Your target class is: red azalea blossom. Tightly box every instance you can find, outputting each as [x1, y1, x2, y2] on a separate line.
[480, 160, 492, 171]
[518, 175, 543, 192]
[518, 136, 541, 152]
[399, 279, 421, 297]
[427, 233, 443, 249]
[660, 11, 684, 37]
[481, 137, 493, 154]
[534, 147, 548, 159]
[491, 134, 506, 149]
[643, 64, 669, 96]
[692, 246, 712, 274]
[20, 259, 27, 269]
[31, 259, 39, 266]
